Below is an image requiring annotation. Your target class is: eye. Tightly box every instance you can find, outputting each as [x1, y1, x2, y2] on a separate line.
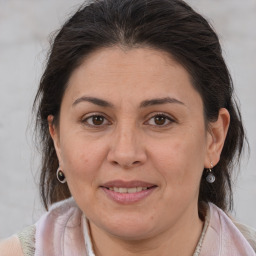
[83, 114, 110, 127]
[146, 114, 175, 127]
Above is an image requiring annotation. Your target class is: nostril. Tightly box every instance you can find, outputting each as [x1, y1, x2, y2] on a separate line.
[112, 161, 119, 166]
[111, 160, 141, 168]
[123, 161, 141, 168]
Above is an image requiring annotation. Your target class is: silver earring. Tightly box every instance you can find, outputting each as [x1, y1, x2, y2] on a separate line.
[56, 167, 66, 183]
[206, 162, 215, 183]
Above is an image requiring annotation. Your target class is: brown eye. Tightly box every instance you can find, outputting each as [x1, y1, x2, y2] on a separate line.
[154, 116, 167, 125]
[84, 115, 109, 126]
[147, 114, 174, 127]
[92, 116, 104, 125]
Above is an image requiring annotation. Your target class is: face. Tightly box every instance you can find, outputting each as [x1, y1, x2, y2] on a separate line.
[50, 47, 216, 240]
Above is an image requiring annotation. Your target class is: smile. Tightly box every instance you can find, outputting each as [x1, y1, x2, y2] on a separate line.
[106, 186, 154, 193]
[100, 180, 158, 204]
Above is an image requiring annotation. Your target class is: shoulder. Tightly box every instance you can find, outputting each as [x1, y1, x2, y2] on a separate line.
[37, 197, 82, 228]
[208, 203, 256, 254]
[0, 235, 24, 256]
[233, 220, 256, 252]
[35, 197, 86, 255]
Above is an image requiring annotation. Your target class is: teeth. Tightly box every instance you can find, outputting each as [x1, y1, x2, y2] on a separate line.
[119, 188, 127, 193]
[137, 187, 142, 192]
[109, 187, 149, 193]
[127, 187, 137, 193]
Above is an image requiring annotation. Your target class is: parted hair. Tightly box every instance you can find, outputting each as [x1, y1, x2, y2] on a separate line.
[34, 0, 245, 214]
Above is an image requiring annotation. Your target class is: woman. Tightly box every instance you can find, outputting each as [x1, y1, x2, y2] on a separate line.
[1, 0, 255, 255]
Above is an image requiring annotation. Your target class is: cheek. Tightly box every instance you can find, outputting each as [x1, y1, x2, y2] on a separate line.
[151, 133, 206, 190]
[59, 136, 107, 191]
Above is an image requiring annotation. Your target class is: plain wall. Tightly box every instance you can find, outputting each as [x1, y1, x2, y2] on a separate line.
[0, 0, 255, 238]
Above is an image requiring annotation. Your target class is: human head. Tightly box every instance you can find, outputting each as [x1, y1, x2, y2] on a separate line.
[34, 0, 245, 213]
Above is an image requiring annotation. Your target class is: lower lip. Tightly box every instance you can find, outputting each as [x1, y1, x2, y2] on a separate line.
[101, 187, 157, 204]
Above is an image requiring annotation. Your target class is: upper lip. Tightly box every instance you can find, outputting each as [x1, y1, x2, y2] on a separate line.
[101, 180, 157, 188]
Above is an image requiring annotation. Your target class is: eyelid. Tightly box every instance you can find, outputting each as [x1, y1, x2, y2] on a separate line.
[81, 112, 112, 127]
[144, 112, 176, 126]
[80, 111, 176, 128]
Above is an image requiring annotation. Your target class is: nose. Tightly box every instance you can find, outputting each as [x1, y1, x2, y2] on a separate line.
[107, 124, 147, 169]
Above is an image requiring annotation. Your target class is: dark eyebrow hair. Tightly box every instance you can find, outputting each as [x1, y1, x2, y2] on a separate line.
[72, 96, 185, 108]
[140, 97, 185, 108]
[72, 96, 114, 107]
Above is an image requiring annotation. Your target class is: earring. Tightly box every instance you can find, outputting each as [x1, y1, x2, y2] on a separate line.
[206, 162, 215, 183]
[56, 167, 66, 183]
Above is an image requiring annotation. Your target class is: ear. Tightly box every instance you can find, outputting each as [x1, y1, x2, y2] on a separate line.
[204, 108, 230, 168]
[48, 115, 63, 166]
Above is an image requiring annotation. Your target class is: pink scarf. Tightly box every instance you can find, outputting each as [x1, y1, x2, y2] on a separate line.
[34, 198, 255, 255]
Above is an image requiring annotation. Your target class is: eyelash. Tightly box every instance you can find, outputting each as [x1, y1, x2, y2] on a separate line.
[81, 113, 111, 127]
[145, 112, 176, 127]
[81, 112, 175, 128]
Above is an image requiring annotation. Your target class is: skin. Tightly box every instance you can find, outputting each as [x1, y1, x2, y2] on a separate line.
[49, 46, 230, 256]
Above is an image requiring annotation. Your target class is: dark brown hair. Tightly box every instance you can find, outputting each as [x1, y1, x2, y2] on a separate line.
[34, 0, 245, 213]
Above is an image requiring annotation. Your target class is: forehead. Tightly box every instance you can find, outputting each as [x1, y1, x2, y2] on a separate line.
[64, 46, 201, 107]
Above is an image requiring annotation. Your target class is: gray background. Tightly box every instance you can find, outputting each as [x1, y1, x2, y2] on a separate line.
[0, 0, 255, 238]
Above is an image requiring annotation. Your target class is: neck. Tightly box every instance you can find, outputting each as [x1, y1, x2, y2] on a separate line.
[89, 205, 203, 256]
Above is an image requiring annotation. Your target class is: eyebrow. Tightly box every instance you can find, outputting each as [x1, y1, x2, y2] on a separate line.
[72, 96, 184, 108]
[72, 96, 114, 108]
[140, 97, 185, 108]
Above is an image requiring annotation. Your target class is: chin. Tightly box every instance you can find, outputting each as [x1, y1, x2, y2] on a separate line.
[109, 227, 154, 241]
[99, 216, 156, 240]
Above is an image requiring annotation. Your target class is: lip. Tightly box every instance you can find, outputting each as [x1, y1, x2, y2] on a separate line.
[100, 180, 158, 204]
[101, 179, 156, 188]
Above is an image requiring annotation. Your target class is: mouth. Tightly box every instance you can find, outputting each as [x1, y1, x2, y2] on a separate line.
[100, 180, 158, 204]
[102, 186, 157, 193]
